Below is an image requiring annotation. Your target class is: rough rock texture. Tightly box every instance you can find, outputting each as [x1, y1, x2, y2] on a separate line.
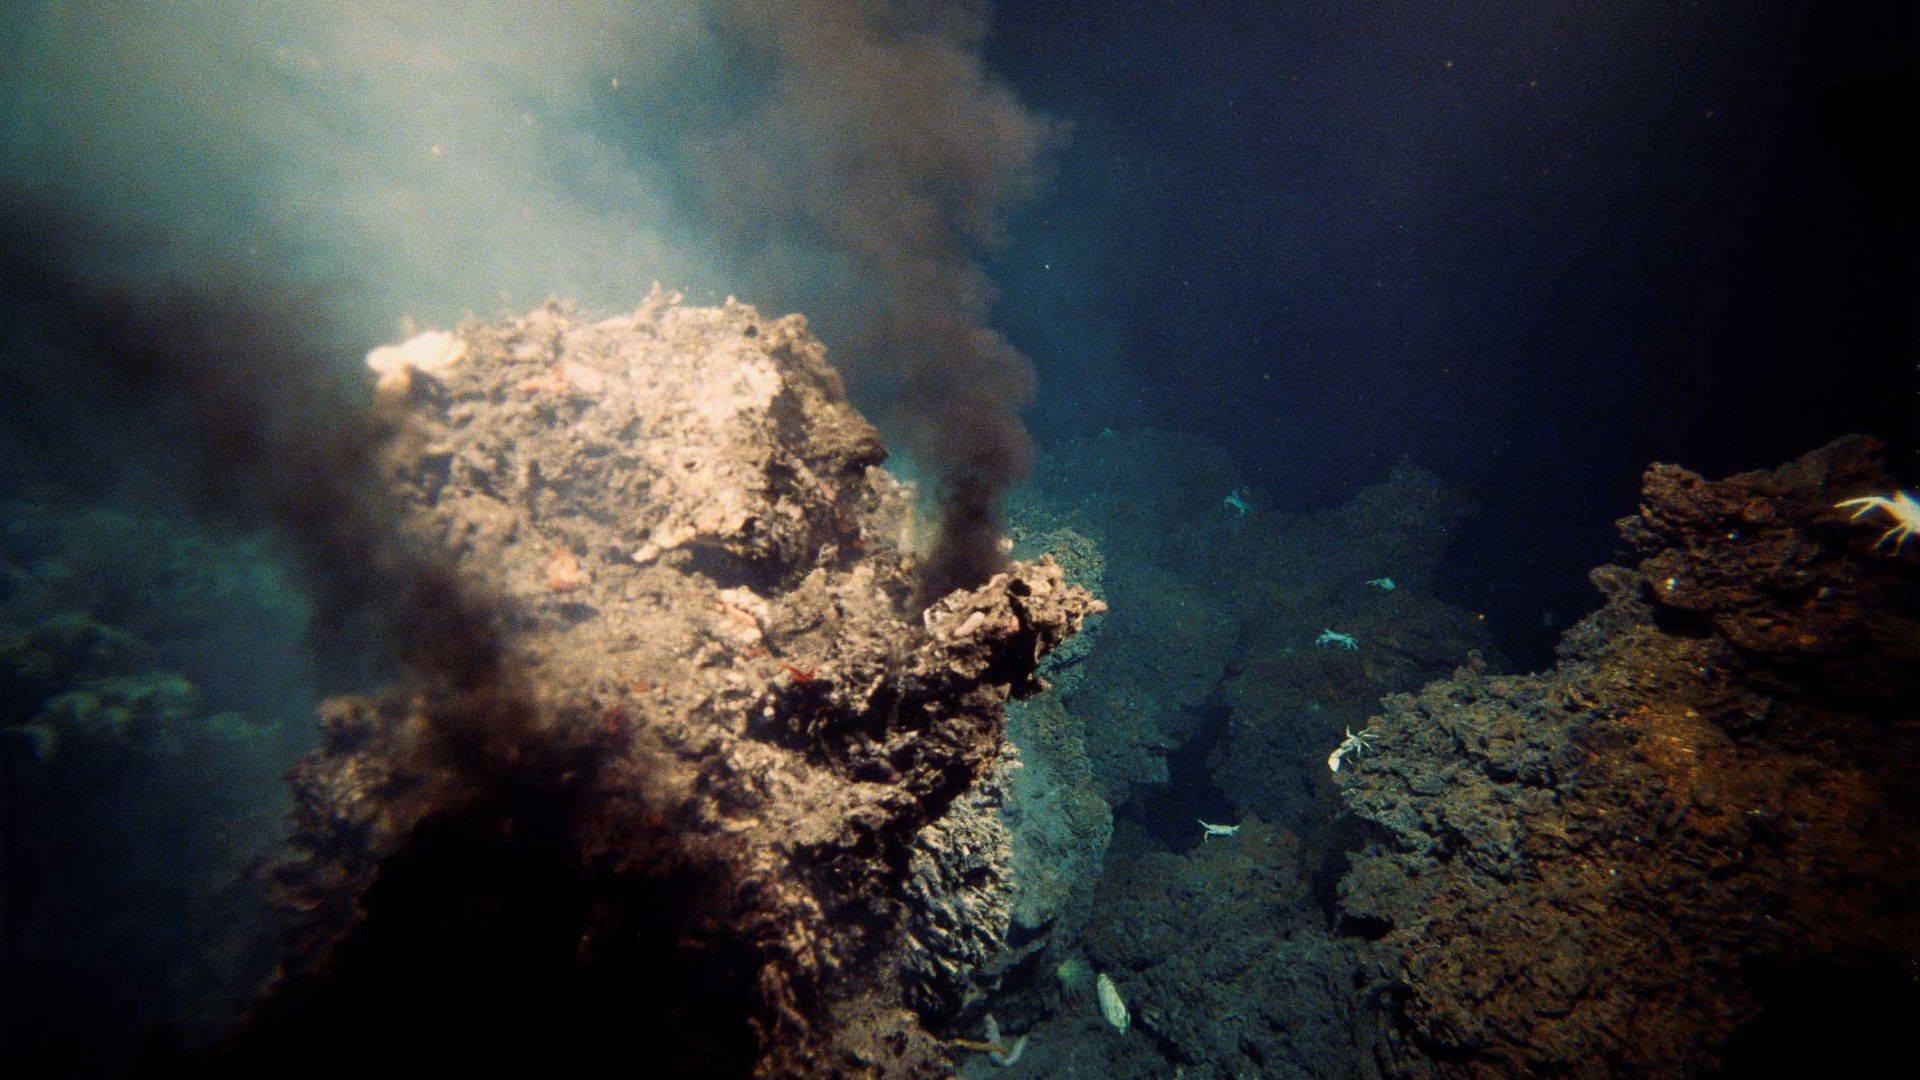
[1008, 523, 1105, 700]
[240, 293, 1101, 1077]
[1077, 819, 1390, 1079]
[0, 506, 301, 1074]
[898, 742, 1017, 1018]
[1212, 463, 1496, 839]
[1011, 431, 1242, 804]
[958, 446, 1492, 1077]
[1001, 694, 1114, 970]
[1337, 436, 1920, 1077]
[931, 527, 1112, 1058]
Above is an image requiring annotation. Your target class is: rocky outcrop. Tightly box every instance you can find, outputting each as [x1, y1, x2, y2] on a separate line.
[1010, 431, 1242, 803]
[1213, 462, 1496, 838]
[0, 506, 301, 1074]
[1079, 819, 1388, 1078]
[1337, 435, 1920, 1077]
[240, 293, 1102, 1077]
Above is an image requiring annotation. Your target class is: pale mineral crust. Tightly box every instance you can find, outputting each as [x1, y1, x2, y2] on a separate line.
[238, 291, 1102, 1077]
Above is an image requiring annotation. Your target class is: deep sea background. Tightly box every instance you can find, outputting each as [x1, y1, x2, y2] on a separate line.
[0, 0, 1913, 1074]
[983, 0, 1914, 666]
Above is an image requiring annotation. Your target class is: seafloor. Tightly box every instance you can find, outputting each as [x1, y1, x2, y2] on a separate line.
[3, 294, 1914, 1078]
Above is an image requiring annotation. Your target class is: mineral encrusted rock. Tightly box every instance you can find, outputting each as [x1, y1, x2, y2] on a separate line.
[244, 291, 1102, 1077]
[1337, 435, 1920, 1077]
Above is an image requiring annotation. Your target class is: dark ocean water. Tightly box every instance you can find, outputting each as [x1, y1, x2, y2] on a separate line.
[1, 1, 1911, 1075]
[985, 0, 1914, 667]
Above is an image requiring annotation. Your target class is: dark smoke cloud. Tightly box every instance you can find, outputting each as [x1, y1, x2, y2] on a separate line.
[3, 1, 1055, 601]
[0, 3, 1051, 1063]
[0, 0, 1057, 817]
[0, 196, 692, 1073]
[703, 0, 1058, 599]
[0, 197, 537, 773]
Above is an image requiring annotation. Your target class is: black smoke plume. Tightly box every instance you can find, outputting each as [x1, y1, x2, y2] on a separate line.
[0, 199, 598, 876]
[0, 192, 655, 1073]
[3, 2, 1055, 603]
[0, 199, 477, 693]
[703, 0, 1057, 599]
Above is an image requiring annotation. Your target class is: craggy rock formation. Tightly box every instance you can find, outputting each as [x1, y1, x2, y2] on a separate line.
[1010, 431, 1242, 803]
[0, 506, 301, 1073]
[1337, 436, 1920, 1077]
[964, 451, 1489, 1075]
[236, 292, 1101, 1077]
[999, 695, 1114, 977]
[1076, 818, 1388, 1078]
[1008, 444, 1493, 838]
[1212, 463, 1497, 839]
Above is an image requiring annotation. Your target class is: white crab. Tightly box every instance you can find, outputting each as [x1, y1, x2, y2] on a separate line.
[1835, 491, 1920, 553]
[1316, 628, 1358, 650]
[1327, 727, 1375, 772]
[1198, 819, 1241, 842]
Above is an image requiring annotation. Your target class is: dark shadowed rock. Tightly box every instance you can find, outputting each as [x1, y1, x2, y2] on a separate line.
[1337, 435, 1920, 1077]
